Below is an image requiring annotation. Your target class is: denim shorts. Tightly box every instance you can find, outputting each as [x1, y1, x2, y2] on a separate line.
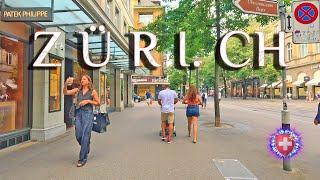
[186, 105, 200, 117]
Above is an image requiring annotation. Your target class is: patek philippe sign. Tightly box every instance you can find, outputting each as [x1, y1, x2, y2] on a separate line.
[1, 7, 53, 22]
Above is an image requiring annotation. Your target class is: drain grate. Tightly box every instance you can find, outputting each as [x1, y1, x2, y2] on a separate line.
[213, 159, 257, 180]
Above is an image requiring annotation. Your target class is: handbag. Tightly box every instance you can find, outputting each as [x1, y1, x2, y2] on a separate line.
[92, 112, 110, 133]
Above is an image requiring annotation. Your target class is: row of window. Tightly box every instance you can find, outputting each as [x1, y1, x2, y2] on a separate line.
[104, 0, 130, 36]
[286, 43, 320, 60]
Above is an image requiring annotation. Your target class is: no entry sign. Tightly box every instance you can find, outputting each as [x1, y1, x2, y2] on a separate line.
[292, 1, 320, 44]
[294, 2, 318, 24]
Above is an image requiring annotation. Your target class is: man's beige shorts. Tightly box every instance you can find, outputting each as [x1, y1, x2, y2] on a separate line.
[161, 112, 174, 124]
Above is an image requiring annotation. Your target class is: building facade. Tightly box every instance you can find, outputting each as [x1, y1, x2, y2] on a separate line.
[0, 0, 134, 149]
[285, 33, 320, 100]
[131, 0, 168, 99]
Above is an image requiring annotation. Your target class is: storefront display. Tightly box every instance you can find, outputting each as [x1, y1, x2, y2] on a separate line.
[298, 87, 306, 98]
[49, 57, 61, 112]
[274, 88, 281, 97]
[0, 35, 25, 134]
[100, 72, 106, 105]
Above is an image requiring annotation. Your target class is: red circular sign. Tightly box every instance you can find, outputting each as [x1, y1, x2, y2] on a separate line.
[294, 2, 319, 24]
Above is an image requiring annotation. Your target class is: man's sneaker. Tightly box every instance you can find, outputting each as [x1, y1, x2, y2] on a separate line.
[161, 137, 166, 141]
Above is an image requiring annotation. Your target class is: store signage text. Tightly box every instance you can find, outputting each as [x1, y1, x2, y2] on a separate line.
[1, 7, 53, 22]
[32, 26, 287, 70]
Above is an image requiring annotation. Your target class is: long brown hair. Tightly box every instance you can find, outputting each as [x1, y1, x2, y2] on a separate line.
[187, 85, 198, 101]
[79, 75, 93, 91]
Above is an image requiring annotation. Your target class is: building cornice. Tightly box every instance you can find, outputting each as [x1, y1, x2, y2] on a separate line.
[77, 0, 129, 52]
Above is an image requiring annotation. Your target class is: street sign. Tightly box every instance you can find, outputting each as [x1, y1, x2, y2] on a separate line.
[233, 0, 279, 17]
[292, 1, 320, 43]
[285, 13, 293, 33]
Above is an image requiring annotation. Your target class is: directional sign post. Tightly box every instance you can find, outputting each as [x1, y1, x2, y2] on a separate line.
[233, 0, 278, 16]
[292, 1, 320, 43]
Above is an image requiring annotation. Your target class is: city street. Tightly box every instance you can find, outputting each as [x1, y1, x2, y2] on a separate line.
[0, 98, 319, 180]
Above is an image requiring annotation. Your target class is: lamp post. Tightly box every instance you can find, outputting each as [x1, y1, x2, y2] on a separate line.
[194, 58, 202, 90]
[279, 1, 291, 171]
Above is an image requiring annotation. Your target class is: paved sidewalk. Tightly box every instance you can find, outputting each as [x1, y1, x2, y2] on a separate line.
[0, 99, 318, 180]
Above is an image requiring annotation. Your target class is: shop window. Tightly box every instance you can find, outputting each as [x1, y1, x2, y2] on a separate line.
[0, 35, 25, 134]
[298, 87, 306, 97]
[100, 72, 106, 104]
[49, 57, 61, 112]
[274, 88, 281, 96]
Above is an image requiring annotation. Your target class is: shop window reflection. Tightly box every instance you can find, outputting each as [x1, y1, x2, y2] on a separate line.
[49, 57, 61, 112]
[0, 35, 24, 134]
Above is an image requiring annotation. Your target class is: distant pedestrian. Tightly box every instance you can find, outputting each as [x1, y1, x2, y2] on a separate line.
[315, 93, 320, 126]
[63, 75, 100, 167]
[218, 91, 222, 102]
[201, 92, 208, 108]
[146, 89, 152, 106]
[158, 85, 178, 144]
[314, 103, 320, 126]
[308, 91, 313, 102]
[183, 85, 202, 143]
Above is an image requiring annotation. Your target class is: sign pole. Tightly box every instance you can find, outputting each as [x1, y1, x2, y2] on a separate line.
[279, 1, 292, 172]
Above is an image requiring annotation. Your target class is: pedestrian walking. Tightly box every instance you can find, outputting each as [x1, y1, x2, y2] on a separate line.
[314, 92, 320, 126]
[201, 91, 208, 108]
[182, 85, 202, 143]
[308, 91, 313, 102]
[63, 75, 100, 167]
[146, 89, 152, 106]
[158, 85, 178, 144]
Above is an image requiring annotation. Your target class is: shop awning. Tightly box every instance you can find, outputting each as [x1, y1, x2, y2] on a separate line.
[271, 81, 281, 88]
[292, 80, 305, 86]
[306, 78, 320, 86]
[133, 82, 170, 85]
[260, 84, 268, 88]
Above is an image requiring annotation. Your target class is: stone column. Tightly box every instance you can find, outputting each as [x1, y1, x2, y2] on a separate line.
[31, 27, 66, 141]
[115, 69, 124, 111]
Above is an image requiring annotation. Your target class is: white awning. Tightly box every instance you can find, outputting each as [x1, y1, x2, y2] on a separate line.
[271, 81, 281, 88]
[133, 82, 170, 85]
[306, 78, 320, 86]
[260, 84, 268, 88]
[292, 80, 305, 86]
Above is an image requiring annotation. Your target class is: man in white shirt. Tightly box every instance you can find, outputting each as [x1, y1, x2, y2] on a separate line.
[158, 85, 178, 144]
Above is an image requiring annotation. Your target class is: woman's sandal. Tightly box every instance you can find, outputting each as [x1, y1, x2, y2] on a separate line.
[77, 160, 86, 167]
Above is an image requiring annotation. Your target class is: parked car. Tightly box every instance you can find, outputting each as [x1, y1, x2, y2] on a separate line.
[133, 93, 142, 102]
